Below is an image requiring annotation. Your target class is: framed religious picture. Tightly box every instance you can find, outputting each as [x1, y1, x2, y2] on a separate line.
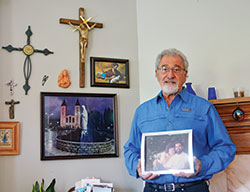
[0, 121, 20, 155]
[90, 57, 129, 88]
[40, 92, 118, 160]
[141, 129, 194, 175]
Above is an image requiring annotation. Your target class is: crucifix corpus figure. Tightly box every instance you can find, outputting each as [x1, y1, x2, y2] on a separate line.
[69, 16, 96, 63]
[5, 99, 20, 119]
[60, 8, 103, 87]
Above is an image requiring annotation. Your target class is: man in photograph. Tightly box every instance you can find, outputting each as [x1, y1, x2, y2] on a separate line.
[164, 141, 190, 170]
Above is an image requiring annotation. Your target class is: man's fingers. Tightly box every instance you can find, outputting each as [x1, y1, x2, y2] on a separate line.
[193, 156, 202, 174]
[147, 174, 160, 180]
[141, 173, 153, 180]
[137, 159, 142, 177]
[141, 173, 160, 180]
[137, 159, 160, 180]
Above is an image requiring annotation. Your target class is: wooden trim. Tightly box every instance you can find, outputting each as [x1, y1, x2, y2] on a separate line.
[211, 97, 250, 154]
[210, 97, 250, 105]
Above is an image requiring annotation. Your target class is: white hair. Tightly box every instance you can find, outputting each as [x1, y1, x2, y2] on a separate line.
[155, 48, 189, 71]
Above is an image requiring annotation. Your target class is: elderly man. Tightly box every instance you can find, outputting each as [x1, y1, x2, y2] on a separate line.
[124, 48, 236, 192]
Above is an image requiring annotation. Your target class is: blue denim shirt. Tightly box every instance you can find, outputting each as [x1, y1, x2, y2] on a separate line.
[123, 88, 236, 184]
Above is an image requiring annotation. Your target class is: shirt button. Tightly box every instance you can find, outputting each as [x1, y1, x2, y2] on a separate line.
[168, 121, 172, 125]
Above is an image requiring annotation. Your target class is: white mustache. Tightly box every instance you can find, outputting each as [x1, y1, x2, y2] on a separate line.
[163, 78, 177, 84]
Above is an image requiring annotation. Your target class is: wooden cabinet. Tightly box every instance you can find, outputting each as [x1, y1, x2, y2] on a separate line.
[210, 97, 250, 154]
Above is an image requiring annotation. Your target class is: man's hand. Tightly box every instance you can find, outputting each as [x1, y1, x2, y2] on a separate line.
[137, 159, 160, 180]
[173, 156, 202, 178]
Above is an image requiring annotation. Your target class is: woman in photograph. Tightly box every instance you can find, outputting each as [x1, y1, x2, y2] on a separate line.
[153, 143, 176, 171]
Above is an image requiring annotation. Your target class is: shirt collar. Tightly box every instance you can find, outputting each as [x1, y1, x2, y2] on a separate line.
[178, 87, 189, 103]
[156, 87, 189, 103]
[156, 91, 163, 103]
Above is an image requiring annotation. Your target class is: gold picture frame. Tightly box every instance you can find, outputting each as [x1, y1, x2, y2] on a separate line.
[0, 121, 20, 155]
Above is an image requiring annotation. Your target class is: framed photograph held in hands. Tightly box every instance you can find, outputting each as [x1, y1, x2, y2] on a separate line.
[141, 129, 194, 175]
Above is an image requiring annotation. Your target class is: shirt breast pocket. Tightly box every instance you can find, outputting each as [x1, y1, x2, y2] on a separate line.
[174, 113, 206, 133]
[138, 116, 169, 133]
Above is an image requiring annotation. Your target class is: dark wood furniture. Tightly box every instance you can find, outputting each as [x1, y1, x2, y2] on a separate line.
[210, 97, 250, 154]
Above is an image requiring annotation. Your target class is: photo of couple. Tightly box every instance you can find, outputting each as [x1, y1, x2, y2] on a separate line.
[152, 141, 189, 171]
[141, 130, 194, 175]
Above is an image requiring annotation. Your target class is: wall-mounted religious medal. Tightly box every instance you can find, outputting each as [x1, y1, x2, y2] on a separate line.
[232, 106, 245, 121]
[5, 80, 17, 96]
[2, 26, 53, 95]
[42, 75, 49, 86]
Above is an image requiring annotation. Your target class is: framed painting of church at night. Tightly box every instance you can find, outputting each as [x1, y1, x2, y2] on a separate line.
[40, 92, 118, 160]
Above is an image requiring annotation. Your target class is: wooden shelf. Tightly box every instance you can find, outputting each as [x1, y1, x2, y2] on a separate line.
[210, 97, 250, 154]
[210, 96, 250, 105]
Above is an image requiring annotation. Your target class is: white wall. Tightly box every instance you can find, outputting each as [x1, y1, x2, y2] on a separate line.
[2, 0, 250, 191]
[0, 0, 142, 191]
[137, 0, 250, 102]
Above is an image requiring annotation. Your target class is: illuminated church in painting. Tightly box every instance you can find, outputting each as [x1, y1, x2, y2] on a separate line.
[60, 99, 81, 128]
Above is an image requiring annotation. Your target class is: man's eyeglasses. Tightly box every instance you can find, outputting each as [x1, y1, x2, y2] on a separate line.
[157, 66, 186, 74]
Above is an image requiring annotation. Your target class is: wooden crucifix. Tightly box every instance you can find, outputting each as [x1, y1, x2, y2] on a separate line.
[5, 99, 20, 119]
[59, 8, 103, 88]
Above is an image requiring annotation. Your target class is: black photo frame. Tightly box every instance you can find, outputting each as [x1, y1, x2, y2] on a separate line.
[40, 92, 118, 160]
[90, 57, 129, 88]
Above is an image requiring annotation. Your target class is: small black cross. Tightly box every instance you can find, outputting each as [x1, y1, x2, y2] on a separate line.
[2, 26, 53, 95]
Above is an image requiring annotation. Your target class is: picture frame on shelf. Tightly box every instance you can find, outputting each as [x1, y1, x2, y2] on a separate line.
[141, 129, 194, 175]
[0, 121, 20, 155]
[40, 92, 118, 160]
[90, 57, 129, 88]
